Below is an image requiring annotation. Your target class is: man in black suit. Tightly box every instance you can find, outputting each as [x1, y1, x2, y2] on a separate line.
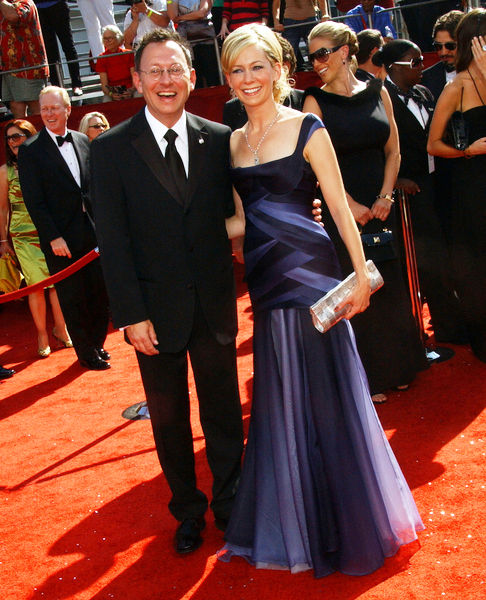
[421, 10, 463, 246]
[18, 86, 110, 370]
[90, 29, 243, 555]
[422, 10, 463, 104]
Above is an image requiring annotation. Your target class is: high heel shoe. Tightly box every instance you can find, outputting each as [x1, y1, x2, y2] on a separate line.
[53, 327, 73, 348]
[38, 345, 51, 358]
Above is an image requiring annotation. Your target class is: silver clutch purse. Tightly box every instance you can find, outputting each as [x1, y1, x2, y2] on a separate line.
[310, 260, 384, 333]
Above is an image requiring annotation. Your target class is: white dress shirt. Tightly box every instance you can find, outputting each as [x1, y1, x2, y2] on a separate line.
[144, 108, 190, 177]
[46, 127, 81, 187]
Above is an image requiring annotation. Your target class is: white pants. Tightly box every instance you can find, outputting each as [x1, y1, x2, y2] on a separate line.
[77, 0, 116, 58]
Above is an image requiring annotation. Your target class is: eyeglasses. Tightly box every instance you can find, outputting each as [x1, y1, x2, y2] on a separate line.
[432, 41, 457, 51]
[6, 132, 27, 141]
[392, 56, 424, 69]
[308, 45, 343, 64]
[138, 64, 186, 81]
[88, 123, 107, 130]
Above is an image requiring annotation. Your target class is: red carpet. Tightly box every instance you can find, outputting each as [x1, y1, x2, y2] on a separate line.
[1, 262, 485, 599]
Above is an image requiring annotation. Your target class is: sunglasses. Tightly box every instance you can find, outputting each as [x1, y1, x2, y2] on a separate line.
[392, 56, 424, 69]
[6, 132, 27, 141]
[88, 124, 107, 130]
[308, 45, 343, 63]
[432, 41, 457, 51]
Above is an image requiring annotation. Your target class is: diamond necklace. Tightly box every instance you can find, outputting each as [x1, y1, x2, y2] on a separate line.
[244, 109, 280, 165]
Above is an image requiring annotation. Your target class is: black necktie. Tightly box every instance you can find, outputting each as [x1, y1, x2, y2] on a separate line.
[56, 132, 73, 147]
[164, 129, 187, 205]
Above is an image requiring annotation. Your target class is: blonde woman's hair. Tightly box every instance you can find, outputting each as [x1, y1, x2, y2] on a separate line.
[78, 112, 110, 135]
[221, 24, 291, 104]
[308, 21, 359, 63]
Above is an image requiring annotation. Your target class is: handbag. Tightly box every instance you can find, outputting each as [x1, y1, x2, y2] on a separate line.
[0, 252, 22, 293]
[446, 87, 469, 151]
[177, 20, 216, 44]
[360, 229, 395, 263]
[310, 260, 384, 334]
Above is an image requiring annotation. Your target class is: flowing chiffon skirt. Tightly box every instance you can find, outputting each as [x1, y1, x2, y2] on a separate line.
[219, 309, 424, 578]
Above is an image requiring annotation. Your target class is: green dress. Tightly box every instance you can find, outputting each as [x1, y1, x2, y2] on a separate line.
[8, 164, 50, 286]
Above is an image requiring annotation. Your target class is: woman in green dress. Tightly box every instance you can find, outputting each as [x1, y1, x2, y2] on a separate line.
[0, 120, 71, 357]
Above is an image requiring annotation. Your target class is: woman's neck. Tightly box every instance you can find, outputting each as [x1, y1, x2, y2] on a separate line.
[321, 67, 362, 97]
[245, 98, 280, 133]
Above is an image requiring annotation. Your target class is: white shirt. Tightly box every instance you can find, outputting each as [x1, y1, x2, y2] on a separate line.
[144, 106, 189, 176]
[446, 69, 456, 85]
[123, 0, 171, 48]
[46, 127, 81, 187]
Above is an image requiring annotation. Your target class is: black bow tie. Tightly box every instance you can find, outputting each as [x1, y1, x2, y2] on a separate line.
[56, 132, 73, 147]
[390, 82, 426, 107]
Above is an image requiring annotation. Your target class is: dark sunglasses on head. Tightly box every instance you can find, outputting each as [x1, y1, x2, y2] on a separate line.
[392, 56, 424, 69]
[432, 41, 457, 51]
[6, 132, 27, 141]
[89, 124, 107, 130]
[308, 45, 343, 63]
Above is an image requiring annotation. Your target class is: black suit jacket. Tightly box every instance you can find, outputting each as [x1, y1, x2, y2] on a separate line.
[18, 128, 93, 256]
[223, 89, 305, 131]
[421, 61, 448, 105]
[90, 109, 237, 353]
[384, 80, 435, 183]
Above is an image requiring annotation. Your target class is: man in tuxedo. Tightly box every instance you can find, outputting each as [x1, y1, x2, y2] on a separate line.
[90, 29, 243, 555]
[18, 86, 111, 370]
[422, 10, 463, 104]
[421, 10, 463, 246]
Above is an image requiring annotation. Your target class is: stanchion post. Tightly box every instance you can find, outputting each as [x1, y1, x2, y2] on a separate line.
[397, 187, 426, 344]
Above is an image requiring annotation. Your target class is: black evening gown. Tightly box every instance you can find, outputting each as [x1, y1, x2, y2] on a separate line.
[449, 106, 486, 361]
[303, 79, 427, 394]
[218, 114, 424, 578]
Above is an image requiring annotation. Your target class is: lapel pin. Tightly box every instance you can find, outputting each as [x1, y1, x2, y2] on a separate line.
[198, 137, 204, 144]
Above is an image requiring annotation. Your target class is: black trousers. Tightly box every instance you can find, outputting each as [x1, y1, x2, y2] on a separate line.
[45, 217, 109, 361]
[406, 176, 464, 340]
[136, 296, 243, 522]
[38, 0, 82, 89]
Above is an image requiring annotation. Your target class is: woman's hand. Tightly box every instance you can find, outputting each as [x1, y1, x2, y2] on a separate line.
[370, 197, 393, 221]
[465, 136, 486, 157]
[472, 35, 486, 80]
[336, 275, 371, 320]
[0, 239, 14, 258]
[347, 196, 373, 226]
[396, 177, 420, 195]
[219, 21, 230, 39]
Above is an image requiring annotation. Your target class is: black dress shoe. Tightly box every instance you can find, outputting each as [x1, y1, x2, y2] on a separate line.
[97, 348, 111, 361]
[214, 516, 229, 532]
[79, 356, 111, 370]
[174, 517, 205, 554]
[0, 366, 15, 379]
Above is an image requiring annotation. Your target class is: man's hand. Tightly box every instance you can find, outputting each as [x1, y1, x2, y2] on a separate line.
[50, 236, 72, 258]
[396, 178, 420, 195]
[126, 320, 159, 355]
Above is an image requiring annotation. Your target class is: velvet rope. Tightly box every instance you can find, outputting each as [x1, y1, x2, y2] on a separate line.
[0, 248, 99, 304]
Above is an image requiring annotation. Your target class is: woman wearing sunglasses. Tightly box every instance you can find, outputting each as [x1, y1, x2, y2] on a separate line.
[428, 8, 486, 363]
[78, 112, 110, 141]
[375, 40, 465, 346]
[303, 21, 427, 404]
[0, 120, 71, 357]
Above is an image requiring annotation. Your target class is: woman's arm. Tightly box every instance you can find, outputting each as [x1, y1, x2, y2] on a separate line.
[304, 126, 371, 318]
[137, 0, 170, 27]
[123, 9, 139, 49]
[472, 35, 486, 82]
[303, 94, 373, 226]
[225, 187, 245, 239]
[370, 87, 400, 221]
[0, 165, 14, 257]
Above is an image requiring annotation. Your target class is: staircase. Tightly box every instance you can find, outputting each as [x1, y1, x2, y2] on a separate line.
[62, 1, 130, 105]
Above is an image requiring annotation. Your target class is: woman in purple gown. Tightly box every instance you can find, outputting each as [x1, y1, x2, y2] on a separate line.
[220, 24, 424, 578]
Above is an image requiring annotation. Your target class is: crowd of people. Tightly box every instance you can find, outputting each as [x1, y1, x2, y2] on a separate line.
[1, 0, 486, 584]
